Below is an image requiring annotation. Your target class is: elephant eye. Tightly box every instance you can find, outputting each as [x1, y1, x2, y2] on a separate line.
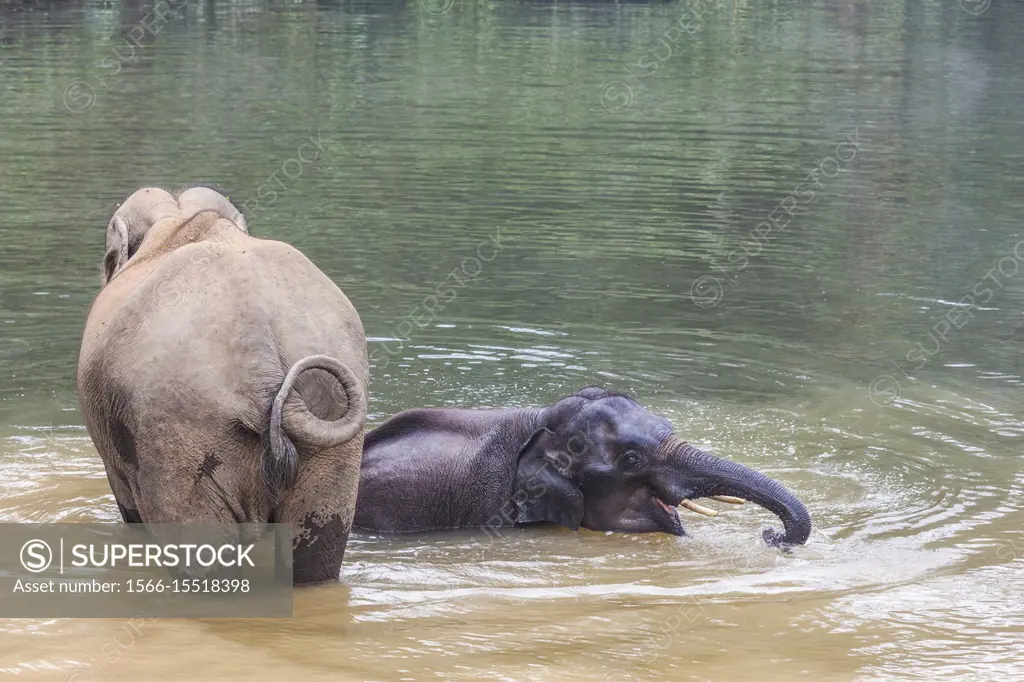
[620, 450, 644, 472]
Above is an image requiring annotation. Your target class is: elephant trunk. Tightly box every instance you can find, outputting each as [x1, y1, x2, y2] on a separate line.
[665, 439, 811, 546]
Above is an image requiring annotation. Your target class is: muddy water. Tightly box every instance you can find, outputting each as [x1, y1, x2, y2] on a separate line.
[2, 0, 1023, 680]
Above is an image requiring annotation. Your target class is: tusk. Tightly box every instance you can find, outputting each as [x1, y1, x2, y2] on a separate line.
[680, 500, 719, 517]
[709, 495, 745, 505]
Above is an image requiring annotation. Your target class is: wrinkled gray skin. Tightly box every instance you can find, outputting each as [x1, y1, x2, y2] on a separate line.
[355, 388, 811, 547]
[78, 186, 369, 584]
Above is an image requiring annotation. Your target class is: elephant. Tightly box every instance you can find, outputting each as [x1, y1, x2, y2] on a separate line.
[354, 387, 811, 546]
[77, 185, 369, 584]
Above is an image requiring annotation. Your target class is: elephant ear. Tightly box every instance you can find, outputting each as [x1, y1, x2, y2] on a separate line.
[515, 428, 584, 531]
[103, 215, 130, 284]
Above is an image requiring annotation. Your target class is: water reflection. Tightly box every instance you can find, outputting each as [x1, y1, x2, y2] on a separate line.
[2, 0, 1023, 679]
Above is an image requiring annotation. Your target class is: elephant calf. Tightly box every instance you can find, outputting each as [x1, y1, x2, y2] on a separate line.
[354, 387, 811, 546]
[78, 186, 369, 584]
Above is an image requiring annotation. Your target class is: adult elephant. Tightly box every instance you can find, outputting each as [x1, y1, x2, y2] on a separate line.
[354, 388, 811, 546]
[78, 186, 369, 584]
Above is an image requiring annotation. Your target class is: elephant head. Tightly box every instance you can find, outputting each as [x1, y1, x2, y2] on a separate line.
[103, 185, 247, 284]
[516, 388, 811, 546]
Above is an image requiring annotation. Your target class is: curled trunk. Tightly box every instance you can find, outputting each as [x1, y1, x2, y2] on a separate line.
[668, 441, 811, 546]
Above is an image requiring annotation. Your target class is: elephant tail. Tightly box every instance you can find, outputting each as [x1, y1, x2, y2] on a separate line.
[262, 355, 367, 501]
